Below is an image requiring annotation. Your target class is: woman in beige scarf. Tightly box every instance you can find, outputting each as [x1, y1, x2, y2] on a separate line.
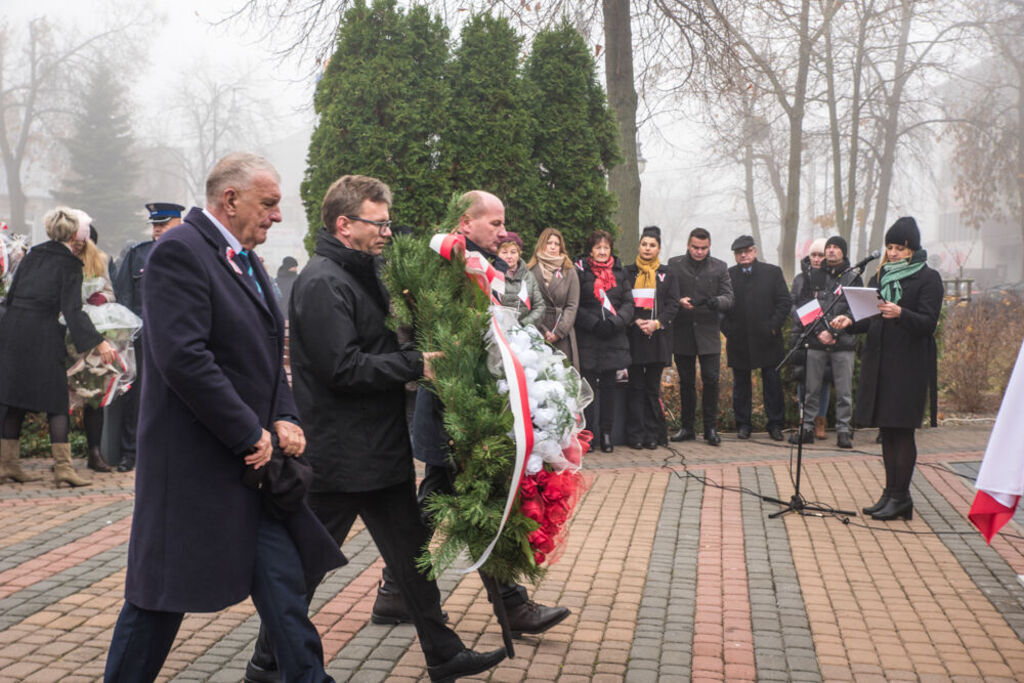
[527, 228, 580, 370]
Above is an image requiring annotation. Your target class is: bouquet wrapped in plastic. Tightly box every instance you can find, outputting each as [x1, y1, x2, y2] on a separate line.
[0, 229, 29, 297]
[65, 277, 142, 409]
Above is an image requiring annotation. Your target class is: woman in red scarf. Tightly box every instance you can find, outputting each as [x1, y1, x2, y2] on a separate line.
[573, 230, 634, 452]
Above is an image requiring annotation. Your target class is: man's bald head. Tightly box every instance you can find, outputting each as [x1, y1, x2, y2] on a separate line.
[458, 190, 507, 253]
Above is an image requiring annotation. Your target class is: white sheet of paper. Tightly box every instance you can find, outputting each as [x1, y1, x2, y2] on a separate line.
[842, 286, 883, 321]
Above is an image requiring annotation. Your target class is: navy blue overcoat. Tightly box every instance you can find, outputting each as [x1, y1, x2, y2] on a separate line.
[124, 208, 342, 613]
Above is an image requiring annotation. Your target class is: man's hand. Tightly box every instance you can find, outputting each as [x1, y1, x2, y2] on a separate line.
[830, 314, 852, 330]
[423, 351, 444, 380]
[274, 420, 306, 457]
[817, 330, 836, 346]
[245, 428, 273, 469]
[680, 296, 694, 310]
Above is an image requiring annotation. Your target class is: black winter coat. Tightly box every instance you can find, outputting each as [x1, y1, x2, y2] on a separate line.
[574, 256, 635, 372]
[851, 264, 943, 428]
[667, 253, 733, 356]
[0, 241, 104, 413]
[125, 209, 343, 613]
[290, 230, 424, 493]
[790, 257, 862, 353]
[721, 260, 792, 370]
[623, 263, 680, 365]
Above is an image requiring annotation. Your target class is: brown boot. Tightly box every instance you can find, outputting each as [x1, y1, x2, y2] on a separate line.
[86, 445, 112, 473]
[52, 443, 91, 488]
[814, 416, 827, 440]
[0, 438, 42, 483]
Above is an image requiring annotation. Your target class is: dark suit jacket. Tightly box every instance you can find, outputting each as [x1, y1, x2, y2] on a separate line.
[124, 208, 342, 613]
[721, 260, 792, 370]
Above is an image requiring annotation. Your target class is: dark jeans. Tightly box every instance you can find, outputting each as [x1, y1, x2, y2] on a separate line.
[582, 368, 619, 436]
[626, 363, 666, 443]
[731, 366, 785, 430]
[253, 478, 464, 669]
[880, 427, 917, 494]
[675, 353, 720, 432]
[105, 513, 331, 682]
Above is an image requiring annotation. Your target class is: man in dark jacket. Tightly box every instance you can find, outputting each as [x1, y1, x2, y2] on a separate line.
[721, 235, 791, 441]
[245, 177, 505, 683]
[667, 227, 733, 446]
[105, 154, 341, 682]
[791, 236, 862, 448]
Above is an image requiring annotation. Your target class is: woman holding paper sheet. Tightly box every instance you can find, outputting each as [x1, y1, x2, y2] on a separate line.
[831, 217, 943, 521]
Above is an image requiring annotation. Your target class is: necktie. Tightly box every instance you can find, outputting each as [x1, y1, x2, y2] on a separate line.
[743, 267, 752, 275]
[236, 250, 265, 300]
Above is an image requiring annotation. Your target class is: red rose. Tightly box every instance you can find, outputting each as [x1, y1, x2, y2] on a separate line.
[541, 472, 574, 504]
[520, 498, 545, 523]
[528, 528, 555, 553]
[545, 500, 569, 526]
[535, 469, 552, 488]
[86, 292, 107, 305]
[519, 478, 539, 499]
[534, 551, 546, 565]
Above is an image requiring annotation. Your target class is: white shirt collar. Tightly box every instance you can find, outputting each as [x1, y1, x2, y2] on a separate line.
[202, 208, 243, 253]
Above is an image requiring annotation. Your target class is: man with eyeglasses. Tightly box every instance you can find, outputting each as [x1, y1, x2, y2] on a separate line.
[244, 176, 505, 683]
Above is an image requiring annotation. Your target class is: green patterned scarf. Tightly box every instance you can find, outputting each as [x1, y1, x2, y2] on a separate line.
[879, 249, 927, 303]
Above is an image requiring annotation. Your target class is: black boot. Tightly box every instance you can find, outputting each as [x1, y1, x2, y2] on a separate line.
[600, 432, 613, 453]
[87, 446, 112, 473]
[871, 492, 912, 521]
[670, 428, 695, 442]
[703, 429, 721, 447]
[861, 490, 890, 515]
[371, 581, 412, 624]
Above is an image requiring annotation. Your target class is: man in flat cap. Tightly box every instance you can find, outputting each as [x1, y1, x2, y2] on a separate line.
[721, 235, 791, 441]
[109, 202, 184, 471]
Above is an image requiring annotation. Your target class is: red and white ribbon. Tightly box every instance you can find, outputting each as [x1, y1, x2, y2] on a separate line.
[430, 233, 502, 305]
[225, 247, 243, 276]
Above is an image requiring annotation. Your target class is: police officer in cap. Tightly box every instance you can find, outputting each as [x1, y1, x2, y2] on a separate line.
[108, 202, 184, 471]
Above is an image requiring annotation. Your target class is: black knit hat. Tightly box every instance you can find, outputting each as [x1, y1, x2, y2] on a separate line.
[641, 225, 662, 246]
[824, 235, 847, 258]
[884, 217, 920, 251]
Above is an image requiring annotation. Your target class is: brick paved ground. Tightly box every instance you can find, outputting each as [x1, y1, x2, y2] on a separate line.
[2, 422, 1023, 681]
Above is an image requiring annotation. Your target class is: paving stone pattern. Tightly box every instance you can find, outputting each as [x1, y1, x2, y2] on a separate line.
[1, 424, 1024, 681]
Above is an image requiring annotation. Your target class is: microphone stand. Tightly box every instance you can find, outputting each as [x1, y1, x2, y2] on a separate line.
[763, 265, 865, 520]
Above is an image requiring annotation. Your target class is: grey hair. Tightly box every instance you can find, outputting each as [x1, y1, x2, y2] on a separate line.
[205, 152, 280, 206]
[44, 206, 79, 242]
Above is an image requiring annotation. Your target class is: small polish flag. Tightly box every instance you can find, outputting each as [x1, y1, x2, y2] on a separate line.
[518, 280, 532, 309]
[599, 288, 616, 316]
[633, 287, 655, 309]
[796, 298, 823, 326]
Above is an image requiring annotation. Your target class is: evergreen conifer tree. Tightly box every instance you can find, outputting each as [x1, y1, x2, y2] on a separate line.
[443, 14, 542, 245]
[523, 23, 621, 256]
[302, 0, 450, 252]
[54, 62, 140, 250]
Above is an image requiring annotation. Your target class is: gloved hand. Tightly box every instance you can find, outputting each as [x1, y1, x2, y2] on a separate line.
[705, 297, 718, 311]
[86, 292, 107, 306]
[690, 296, 708, 308]
[594, 318, 616, 338]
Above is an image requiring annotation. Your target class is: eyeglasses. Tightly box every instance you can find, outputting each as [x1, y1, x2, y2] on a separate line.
[344, 215, 392, 233]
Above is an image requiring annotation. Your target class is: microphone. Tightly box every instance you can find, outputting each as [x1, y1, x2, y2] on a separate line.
[847, 250, 881, 273]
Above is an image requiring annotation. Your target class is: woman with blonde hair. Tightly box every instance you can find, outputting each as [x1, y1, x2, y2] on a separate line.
[0, 207, 116, 486]
[527, 227, 580, 369]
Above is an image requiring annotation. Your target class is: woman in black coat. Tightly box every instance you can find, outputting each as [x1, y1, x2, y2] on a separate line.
[0, 208, 115, 486]
[832, 217, 943, 521]
[574, 230, 634, 453]
[623, 226, 679, 449]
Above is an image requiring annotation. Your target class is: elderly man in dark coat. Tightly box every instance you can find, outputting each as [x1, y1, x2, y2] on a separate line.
[104, 154, 342, 682]
[245, 176, 505, 683]
[667, 227, 733, 446]
[721, 235, 792, 441]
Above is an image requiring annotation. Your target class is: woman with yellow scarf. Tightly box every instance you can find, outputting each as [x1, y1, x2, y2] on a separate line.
[623, 226, 680, 449]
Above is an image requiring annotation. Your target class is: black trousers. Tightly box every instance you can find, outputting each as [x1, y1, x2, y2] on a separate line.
[675, 353, 720, 432]
[253, 478, 464, 668]
[119, 338, 144, 466]
[582, 368, 619, 436]
[731, 366, 785, 430]
[626, 363, 666, 443]
[106, 513, 330, 682]
[880, 427, 917, 494]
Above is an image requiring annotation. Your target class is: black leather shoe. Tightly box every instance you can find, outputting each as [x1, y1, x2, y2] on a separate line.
[737, 425, 751, 440]
[871, 493, 913, 521]
[862, 490, 890, 516]
[642, 440, 658, 450]
[788, 427, 814, 445]
[506, 600, 571, 636]
[768, 426, 784, 441]
[600, 433, 613, 453]
[627, 440, 643, 450]
[704, 429, 721, 446]
[670, 428, 695, 442]
[837, 432, 853, 449]
[115, 462, 134, 473]
[428, 647, 506, 682]
[244, 660, 281, 683]
[372, 585, 448, 624]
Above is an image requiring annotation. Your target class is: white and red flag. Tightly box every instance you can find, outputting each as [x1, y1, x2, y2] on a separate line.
[632, 287, 655, 309]
[517, 279, 532, 309]
[969, 339, 1024, 542]
[796, 298, 823, 326]
[599, 288, 616, 316]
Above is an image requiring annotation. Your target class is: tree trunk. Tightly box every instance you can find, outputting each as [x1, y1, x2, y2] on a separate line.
[823, 10, 846, 239]
[1017, 66, 1024, 278]
[603, 0, 640, 260]
[743, 141, 762, 249]
[778, 0, 812, 279]
[869, 0, 913, 253]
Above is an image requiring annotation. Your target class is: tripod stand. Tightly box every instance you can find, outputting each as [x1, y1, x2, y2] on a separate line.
[764, 266, 863, 519]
